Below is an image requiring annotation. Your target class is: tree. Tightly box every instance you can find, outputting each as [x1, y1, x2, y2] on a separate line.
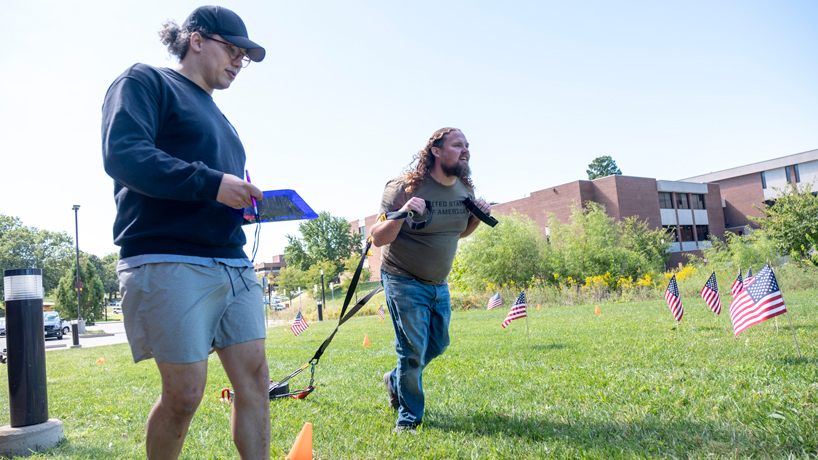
[54, 258, 105, 321]
[702, 228, 779, 269]
[617, 216, 673, 277]
[339, 256, 372, 291]
[586, 155, 622, 180]
[451, 212, 550, 291]
[0, 214, 74, 300]
[276, 266, 309, 300]
[284, 211, 359, 272]
[751, 182, 818, 265]
[548, 202, 621, 280]
[99, 253, 120, 301]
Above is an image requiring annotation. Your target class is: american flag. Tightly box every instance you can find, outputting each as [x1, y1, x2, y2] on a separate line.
[487, 292, 502, 310]
[502, 291, 527, 328]
[728, 264, 787, 337]
[291, 311, 309, 336]
[378, 304, 385, 321]
[665, 275, 683, 321]
[730, 268, 744, 297]
[700, 272, 721, 315]
[745, 267, 755, 285]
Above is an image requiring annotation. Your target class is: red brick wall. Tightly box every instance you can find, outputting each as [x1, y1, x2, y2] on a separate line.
[603, 176, 663, 229]
[712, 174, 765, 229]
[349, 214, 389, 281]
[590, 176, 621, 220]
[492, 181, 587, 230]
[704, 183, 725, 240]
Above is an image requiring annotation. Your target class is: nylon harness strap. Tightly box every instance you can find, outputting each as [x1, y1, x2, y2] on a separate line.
[269, 197, 497, 399]
[382, 200, 434, 230]
[463, 197, 498, 227]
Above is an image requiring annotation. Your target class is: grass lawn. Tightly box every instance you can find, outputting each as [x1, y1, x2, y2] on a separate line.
[1, 290, 816, 459]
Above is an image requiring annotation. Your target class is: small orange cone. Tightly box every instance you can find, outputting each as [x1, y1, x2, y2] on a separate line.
[595, 305, 601, 315]
[95, 357, 105, 364]
[537, 304, 542, 311]
[362, 334, 370, 346]
[286, 422, 313, 460]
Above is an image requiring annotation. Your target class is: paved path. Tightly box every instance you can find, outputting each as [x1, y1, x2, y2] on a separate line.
[2, 320, 289, 353]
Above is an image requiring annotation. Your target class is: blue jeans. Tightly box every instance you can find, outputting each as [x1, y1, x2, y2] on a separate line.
[381, 270, 451, 426]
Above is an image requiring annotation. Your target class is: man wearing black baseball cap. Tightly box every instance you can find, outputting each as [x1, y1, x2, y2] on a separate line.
[102, 5, 271, 459]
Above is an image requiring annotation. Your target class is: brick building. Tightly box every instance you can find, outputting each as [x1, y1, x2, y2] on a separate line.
[490, 175, 724, 267]
[253, 254, 287, 278]
[681, 148, 818, 233]
[349, 148, 817, 279]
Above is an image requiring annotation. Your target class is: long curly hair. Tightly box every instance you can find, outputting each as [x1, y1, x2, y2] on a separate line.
[402, 127, 475, 194]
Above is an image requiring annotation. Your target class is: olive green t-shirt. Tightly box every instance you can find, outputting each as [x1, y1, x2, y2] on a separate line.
[379, 176, 475, 285]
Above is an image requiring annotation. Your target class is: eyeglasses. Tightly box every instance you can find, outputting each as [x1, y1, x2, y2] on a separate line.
[201, 34, 251, 68]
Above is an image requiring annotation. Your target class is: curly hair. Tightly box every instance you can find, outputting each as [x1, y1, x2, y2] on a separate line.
[158, 20, 210, 61]
[402, 127, 475, 194]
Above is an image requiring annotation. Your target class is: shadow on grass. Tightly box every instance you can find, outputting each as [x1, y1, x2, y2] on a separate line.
[426, 411, 751, 456]
[775, 356, 818, 365]
[530, 343, 567, 351]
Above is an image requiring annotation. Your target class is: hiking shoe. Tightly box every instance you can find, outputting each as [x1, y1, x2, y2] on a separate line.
[392, 424, 418, 435]
[383, 371, 399, 410]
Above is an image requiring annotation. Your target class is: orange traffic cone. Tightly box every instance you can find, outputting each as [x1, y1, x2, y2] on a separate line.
[95, 357, 105, 364]
[286, 422, 313, 460]
[595, 305, 601, 315]
[537, 304, 542, 311]
[362, 334, 370, 346]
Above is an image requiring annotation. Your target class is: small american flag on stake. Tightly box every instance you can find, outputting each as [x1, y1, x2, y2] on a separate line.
[291, 311, 309, 336]
[700, 271, 721, 315]
[378, 304, 385, 321]
[745, 267, 755, 285]
[502, 291, 527, 328]
[665, 275, 683, 321]
[487, 292, 502, 310]
[730, 268, 743, 297]
[729, 264, 787, 337]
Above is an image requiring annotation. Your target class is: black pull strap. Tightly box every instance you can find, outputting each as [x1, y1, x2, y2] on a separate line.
[463, 197, 498, 227]
[383, 200, 434, 230]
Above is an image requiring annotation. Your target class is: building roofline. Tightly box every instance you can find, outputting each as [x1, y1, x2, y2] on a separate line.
[680, 148, 818, 183]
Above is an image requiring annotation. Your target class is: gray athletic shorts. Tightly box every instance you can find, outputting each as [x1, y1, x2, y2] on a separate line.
[118, 262, 266, 364]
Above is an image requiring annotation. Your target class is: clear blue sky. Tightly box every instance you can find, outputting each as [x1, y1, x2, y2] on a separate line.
[2, 0, 817, 261]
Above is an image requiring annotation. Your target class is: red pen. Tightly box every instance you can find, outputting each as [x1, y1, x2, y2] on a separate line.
[245, 170, 259, 220]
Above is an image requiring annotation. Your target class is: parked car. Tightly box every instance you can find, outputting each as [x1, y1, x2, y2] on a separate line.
[43, 312, 63, 340]
[112, 307, 122, 315]
[61, 319, 71, 336]
[110, 301, 121, 307]
[0, 317, 5, 336]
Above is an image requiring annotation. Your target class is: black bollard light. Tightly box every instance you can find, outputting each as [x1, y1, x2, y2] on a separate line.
[3, 269, 49, 427]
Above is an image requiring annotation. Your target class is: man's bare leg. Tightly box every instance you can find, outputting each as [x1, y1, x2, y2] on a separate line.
[146, 360, 208, 459]
[217, 339, 271, 459]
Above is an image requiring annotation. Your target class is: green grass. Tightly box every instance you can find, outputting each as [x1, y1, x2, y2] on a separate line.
[1, 290, 817, 459]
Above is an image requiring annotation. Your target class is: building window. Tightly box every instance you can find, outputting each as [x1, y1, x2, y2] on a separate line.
[662, 225, 677, 242]
[676, 193, 690, 209]
[679, 225, 694, 242]
[794, 164, 801, 183]
[658, 192, 673, 209]
[696, 225, 709, 242]
[761, 171, 767, 189]
[785, 166, 791, 184]
[691, 194, 706, 210]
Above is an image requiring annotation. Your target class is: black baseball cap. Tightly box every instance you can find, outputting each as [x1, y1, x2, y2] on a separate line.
[182, 5, 265, 62]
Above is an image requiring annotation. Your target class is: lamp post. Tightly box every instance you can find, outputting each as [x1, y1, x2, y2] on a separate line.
[71, 205, 83, 348]
[72, 205, 81, 322]
[319, 269, 325, 322]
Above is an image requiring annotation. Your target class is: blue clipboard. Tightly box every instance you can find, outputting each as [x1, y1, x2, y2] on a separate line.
[242, 189, 318, 224]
